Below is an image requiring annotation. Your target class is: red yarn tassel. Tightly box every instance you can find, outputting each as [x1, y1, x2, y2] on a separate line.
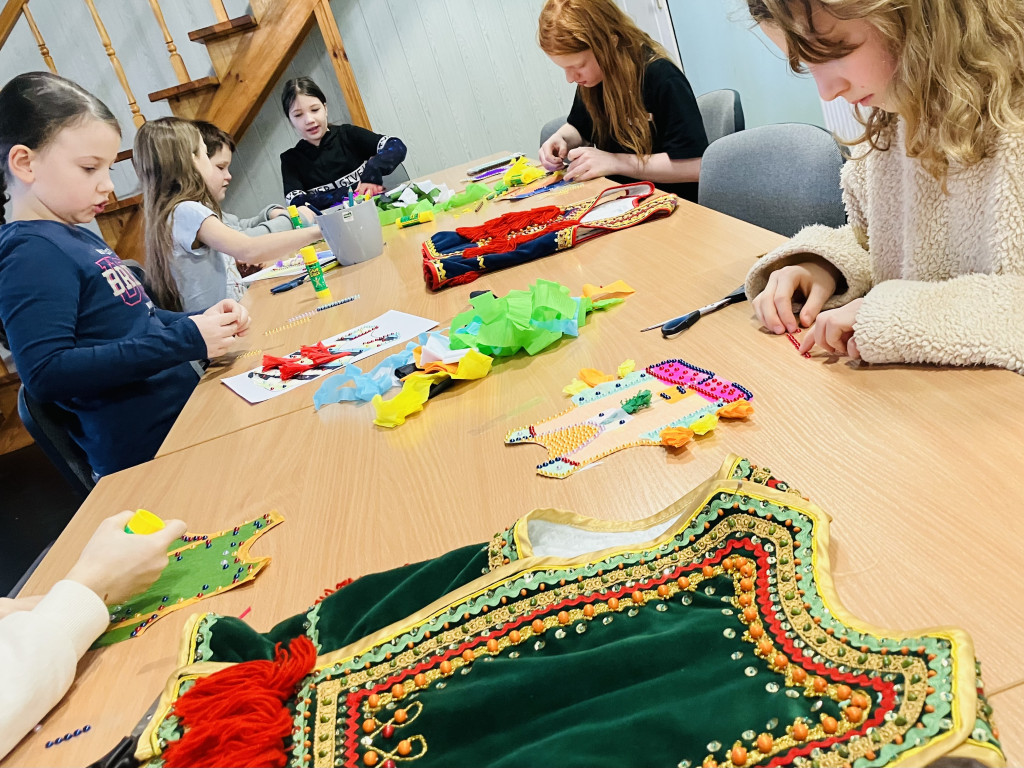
[162, 635, 317, 768]
[454, 205, 562, 242]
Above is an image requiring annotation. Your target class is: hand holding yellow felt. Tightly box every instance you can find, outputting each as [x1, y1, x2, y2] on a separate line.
[125, 509, 165, 535]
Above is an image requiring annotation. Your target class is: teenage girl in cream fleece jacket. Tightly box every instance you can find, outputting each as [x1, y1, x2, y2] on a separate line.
[743, 0, 1024, 375]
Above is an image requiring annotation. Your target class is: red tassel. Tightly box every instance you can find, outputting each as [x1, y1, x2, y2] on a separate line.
[262, 342, 350, 381]
[454, 205, 562, 242]
[313, 577, 354, 605]
[162, 635, 317, 768]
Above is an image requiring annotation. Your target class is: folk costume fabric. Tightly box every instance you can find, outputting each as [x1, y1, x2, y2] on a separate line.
[421, 182, 677, 290]
[139, 456, 1003, 768]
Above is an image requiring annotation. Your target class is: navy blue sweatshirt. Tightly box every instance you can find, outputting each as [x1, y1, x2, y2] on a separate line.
[0, 221, 207, 476]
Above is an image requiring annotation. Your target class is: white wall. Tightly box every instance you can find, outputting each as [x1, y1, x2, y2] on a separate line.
[669, 0, 825, 128]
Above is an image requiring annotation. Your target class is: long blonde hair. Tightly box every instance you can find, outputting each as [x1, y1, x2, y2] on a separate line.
[134, 117, 222, 311]
[746, 0, 1024, 180]
[538, 0, 669, 159]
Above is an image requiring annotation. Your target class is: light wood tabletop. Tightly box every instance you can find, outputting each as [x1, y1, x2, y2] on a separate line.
[6, 157, 1023, 767]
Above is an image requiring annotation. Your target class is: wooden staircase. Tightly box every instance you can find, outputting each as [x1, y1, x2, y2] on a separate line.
[91, 0, 369, 263]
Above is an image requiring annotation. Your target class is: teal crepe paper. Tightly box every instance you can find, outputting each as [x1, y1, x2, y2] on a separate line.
[313, 336, 426, 409]
[449, 279, 619, 358]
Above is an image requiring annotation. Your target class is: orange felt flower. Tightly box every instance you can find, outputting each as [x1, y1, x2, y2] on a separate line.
[718, 401, 755, 419]
[659, 426, 694, 448]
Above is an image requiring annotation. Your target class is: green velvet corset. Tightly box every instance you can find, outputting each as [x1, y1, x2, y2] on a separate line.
[140, 456, 1004, 768]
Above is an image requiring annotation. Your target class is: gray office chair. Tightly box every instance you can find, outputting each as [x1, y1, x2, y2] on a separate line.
[17, 386, 95, 499]
[383, 163, 410, 190]
[697, 123, 846, 237]
[696, 89, 745, 144]
[539, 115, 569, 148]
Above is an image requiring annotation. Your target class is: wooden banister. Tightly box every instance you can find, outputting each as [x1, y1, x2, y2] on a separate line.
[0, 0, 28, 51]
[209, 0, 229, 23]
[83, 0, 145, 128]
[147, 0, 190, 84]
[313, 0, 369, 129]
[21, 3, 54, 73]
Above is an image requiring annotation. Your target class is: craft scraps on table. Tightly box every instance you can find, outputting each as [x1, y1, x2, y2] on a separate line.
[507, 358, 754, 478]
[222, 310, 438, 403]
[241, 250, 334, 283]
[92, 512, 283, 648]
[422, 182, 677, 290]
[313, 280, 634, 429]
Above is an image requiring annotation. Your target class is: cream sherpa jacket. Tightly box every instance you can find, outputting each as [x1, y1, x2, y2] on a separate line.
[745, 121, 1024, 374]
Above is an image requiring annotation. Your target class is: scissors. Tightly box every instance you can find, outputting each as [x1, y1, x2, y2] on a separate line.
[641, 286, 747, 338]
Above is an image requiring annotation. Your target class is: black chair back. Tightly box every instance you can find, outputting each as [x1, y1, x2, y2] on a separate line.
[17, 386, 94, 499]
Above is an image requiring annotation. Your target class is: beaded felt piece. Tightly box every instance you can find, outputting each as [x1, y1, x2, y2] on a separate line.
[506, 358, 754, 477]
[92, 512, 282, 648]
[138, 457, 1002, 768]
[421, 182, 678, 290]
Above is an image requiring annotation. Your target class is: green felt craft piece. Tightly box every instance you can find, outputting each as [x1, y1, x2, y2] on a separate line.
[91, 512, 282, 648]
[621, 388, 652, 414]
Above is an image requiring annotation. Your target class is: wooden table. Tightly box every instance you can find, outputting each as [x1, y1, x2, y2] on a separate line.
[6, 159, 1024, 767]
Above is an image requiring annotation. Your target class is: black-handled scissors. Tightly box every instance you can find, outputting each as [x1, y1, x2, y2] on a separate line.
[641, 286, 747, 337]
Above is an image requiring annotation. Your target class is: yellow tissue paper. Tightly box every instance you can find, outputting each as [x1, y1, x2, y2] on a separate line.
[617, 359, 636, 378]
[562, 378, 589, 396]
[372, 374, 443, 428]
[689, 413, 719, 435]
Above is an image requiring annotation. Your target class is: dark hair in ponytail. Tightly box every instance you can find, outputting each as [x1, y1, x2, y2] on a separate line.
[0, 71, 120, 225]
[281, 76, 327, 117]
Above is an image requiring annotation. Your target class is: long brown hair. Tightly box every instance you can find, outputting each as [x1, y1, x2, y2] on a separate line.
[134, 117, 222, 311]
[747, 0, 1024, 180]
[538, 0, 670, 159]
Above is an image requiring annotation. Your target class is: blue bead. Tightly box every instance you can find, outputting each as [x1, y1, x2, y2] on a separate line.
[65, 733, 73, 740]
[161, 596, 169, 602]
[74, 729, 82, 736]
[54, 737, 62, 744]
[83, 725, 91, 732]
[202, 584, 209, 590]
[45, 741, 53, 748]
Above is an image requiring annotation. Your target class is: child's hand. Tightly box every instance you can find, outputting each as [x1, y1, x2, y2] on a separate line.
[65, 511, 187, 606]
[564, 147, 619, 182]
[540, 134, 569, 170]
[207, 299, 251, 337]
[296, 205, 317, 225]
[798, 299, 864, 358]
[190, 307, 241, 358]
[354, 182, 384, 197]
[752, 260, 840, 334]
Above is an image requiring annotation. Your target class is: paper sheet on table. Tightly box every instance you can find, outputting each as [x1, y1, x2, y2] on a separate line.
[241, 252, 334, 283]
[221, 310, 438, 403]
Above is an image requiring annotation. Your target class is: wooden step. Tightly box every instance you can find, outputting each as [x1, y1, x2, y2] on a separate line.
[148, 76, 219, 104]
[103, 193, 142, 214]
[188, 14, 257, 44]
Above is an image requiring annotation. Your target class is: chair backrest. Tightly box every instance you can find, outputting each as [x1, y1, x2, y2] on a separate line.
[539, 115, 569, 148]
[697, 123, 846, 237]
[696, 89, 745, 145]
[383, 163, 411, 190]
[17, 386, 94, 499]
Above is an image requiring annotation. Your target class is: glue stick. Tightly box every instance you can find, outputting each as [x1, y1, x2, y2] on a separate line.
[125, 509, 165, 535]
[395, 210, 435, 229]
[301, 246, 333, 301]
[287, 205, 303, 228]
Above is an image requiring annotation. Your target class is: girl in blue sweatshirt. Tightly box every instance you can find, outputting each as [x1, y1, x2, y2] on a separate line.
[0, 72, 249, 478]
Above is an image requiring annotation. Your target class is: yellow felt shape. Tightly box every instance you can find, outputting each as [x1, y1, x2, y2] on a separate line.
[372, 373, 445, 428]
[617, 359, 636, 378]
[690, 413, 719, 435]
[718, 401, 755, 419]
[562, 378, 589, 396]
[579, 368, 616, 387]
[581, 280, 636, 301]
